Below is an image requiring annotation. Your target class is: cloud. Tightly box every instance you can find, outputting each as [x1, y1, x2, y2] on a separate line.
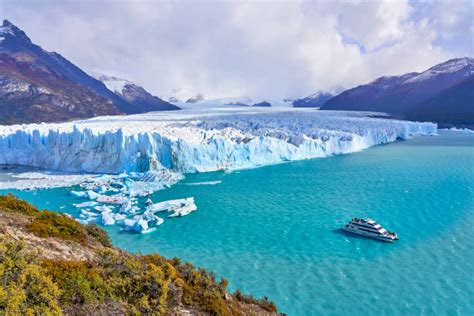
[1, 0, 471, 99]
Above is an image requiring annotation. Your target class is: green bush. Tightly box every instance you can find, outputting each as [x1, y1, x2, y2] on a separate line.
[28, 211, 89, 245]
[43, 260, 109, 305]
[85, 224, 112, 248]
[0, 237, 61, 315]
[0, 193, 38, 217]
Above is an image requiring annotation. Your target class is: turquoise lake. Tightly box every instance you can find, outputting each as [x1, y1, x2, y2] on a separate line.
[2, 131, 473, 315]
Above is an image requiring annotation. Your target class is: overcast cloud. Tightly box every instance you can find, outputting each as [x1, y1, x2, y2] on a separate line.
[1, 0, 473, 99]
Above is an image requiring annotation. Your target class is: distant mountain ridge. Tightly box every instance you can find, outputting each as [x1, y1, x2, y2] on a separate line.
[292, 91, 334, 108]
[93, 74, 179, 112]
[0, 19, 177, 125]
[321, 58, 474, 127]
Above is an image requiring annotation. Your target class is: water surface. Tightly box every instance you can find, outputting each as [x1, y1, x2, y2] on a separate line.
[3, 131, 473, 315]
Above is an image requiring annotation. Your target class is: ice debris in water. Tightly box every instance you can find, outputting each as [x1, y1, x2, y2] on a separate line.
[442, 127, 474, 134]
[0, 108, 437, 231]
[70, 171, 195, 232]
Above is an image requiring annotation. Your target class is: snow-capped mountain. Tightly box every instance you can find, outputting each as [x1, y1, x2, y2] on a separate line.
[165, 88, 206, 103]
[93, 74, 179, 112]
[0, 19, 124, 124]
[0, 19, 176, 125]
[292, 91, 335, 108]
[322, 58, 474, 126]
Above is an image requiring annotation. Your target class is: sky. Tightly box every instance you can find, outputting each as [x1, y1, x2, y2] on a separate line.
[1, 0, 473, 99]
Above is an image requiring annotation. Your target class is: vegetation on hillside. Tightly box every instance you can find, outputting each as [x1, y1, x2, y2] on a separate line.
[0, 194, 279, 315]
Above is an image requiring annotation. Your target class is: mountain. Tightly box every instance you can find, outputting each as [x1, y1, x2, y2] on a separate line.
[165, 88, 206, 103]
[0, 20, 176, 125]
[321, 58, 474, 126]
[406, 75, 474, 126]
[293, 91, 334, 108]
[93, 74, 179, 112]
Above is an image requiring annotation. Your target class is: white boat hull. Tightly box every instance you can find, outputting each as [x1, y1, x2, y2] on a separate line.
[341, 226, 398, 242]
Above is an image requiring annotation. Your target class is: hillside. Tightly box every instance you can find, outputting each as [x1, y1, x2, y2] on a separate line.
[0, 20, 177, 125]
[0, 194, 280, 316]
[406, 76, 474, 127]
[321, 58, 474, 127]
[292, 91, 334, 108]
[93, 74, 179, 112]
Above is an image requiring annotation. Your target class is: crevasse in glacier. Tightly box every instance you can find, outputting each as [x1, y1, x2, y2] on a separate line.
[0, 109, 437, 174]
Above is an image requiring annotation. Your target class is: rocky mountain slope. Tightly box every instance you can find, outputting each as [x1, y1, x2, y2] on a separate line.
[321, 58, 474, 127]
[94, 74, 179, 112]
[292, 91, 334, 108]
[0, 20, 177, 125]
[0, 194, 280, 315]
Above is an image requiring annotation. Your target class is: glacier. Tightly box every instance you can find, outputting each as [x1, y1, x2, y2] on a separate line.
[0, 107, 437, 232]
[0, 108, 437, 176]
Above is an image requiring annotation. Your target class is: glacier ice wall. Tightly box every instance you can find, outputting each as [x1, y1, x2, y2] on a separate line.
[0, 110, 437, 174]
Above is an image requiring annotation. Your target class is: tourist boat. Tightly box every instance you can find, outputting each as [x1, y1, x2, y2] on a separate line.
[341, 218, 398, 242]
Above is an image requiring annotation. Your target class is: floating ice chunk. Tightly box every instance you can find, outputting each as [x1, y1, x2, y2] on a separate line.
[71, 190, 87, 198]
[96, 194, 128, 204]
[119, 200, 139, 214]
[183, 180, 222, 186]
[85, 190, 100, 200]
[80, 209, 99, 217]
[443, 127, 474, 134]
[94, 205, 113, 213]
[73, 201, 99, 208]
[119, 210, 164, 233]
[120, 218, 154, 233]
[167, 199, 197, 217]
[100, 211, 115, 226]
[147, 197, 195, 213]
[113, 213, 127, 221]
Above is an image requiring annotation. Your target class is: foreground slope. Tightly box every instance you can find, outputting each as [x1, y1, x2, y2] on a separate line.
[321, 58, 474, 126]
[0, 194, 280, 315]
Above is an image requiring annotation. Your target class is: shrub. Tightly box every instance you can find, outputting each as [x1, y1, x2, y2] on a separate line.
[43, 260, 109, 305]
[0, 193, 38, 217]
[85, 224, 112, 248]
[0, 237, 61, 315]
[28, 211, 88, 244]
[233, 290, 278, 313]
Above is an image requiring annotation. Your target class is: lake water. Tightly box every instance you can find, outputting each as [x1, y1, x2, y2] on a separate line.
[2, 131, 473, 315]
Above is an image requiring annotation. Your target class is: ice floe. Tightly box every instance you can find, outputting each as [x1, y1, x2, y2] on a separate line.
[441, 127, 474, 134]
[183, 180, 222, 186]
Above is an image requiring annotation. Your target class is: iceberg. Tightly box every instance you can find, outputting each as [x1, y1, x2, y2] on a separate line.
[168, 202, 197, 218]
[147, 197, 194, 213]
[80, 209, 99, 218]
[71, 190, 87, 198]
[120, 213, 163, 234]
[100, 211, 115, 226]
[73, 201, 98, 208]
